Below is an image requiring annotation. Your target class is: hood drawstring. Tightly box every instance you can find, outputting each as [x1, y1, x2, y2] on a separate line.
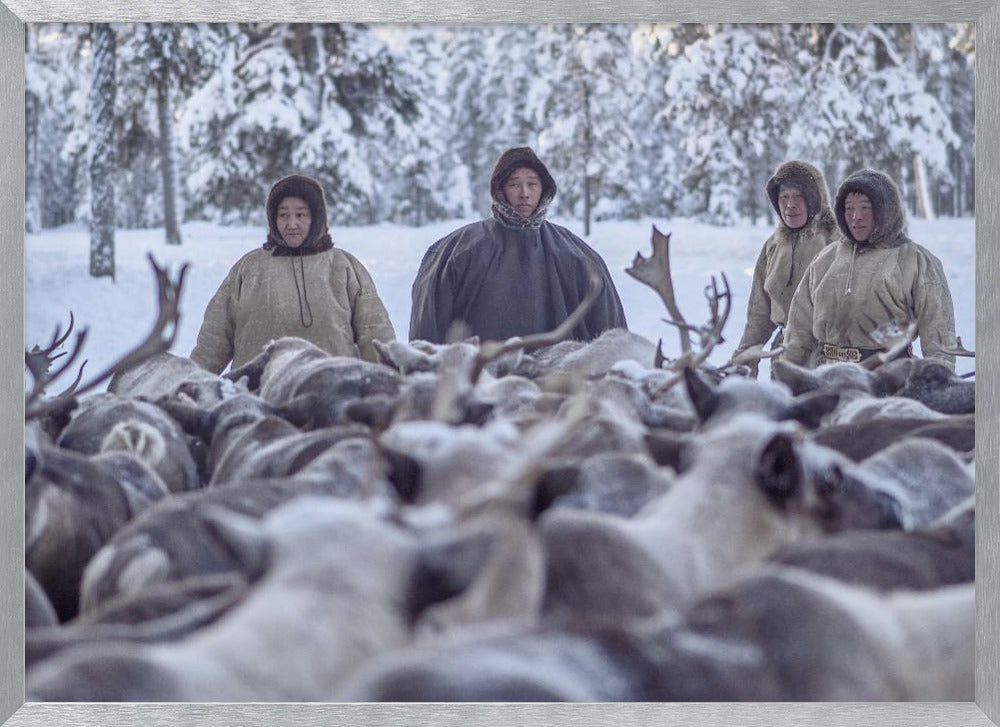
[289, 254, 314, 328]
[845, 243, 858, 295]
[786, 234, 801, 286]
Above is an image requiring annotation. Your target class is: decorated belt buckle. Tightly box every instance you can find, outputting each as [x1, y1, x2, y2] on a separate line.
[824, 344, 861, 362]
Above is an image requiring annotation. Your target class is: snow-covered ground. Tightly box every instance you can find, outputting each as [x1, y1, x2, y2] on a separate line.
[25, 215, 976, 382]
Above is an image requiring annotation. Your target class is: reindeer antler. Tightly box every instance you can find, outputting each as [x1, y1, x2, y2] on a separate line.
[423, 261, 605, 424]
[466, 261, 605, 385]
[730, 343, 786, 367]
[626, 226, 692, 354]
[25, 255, 189, 420]
[940, 336, 975, 358]
[627, 227, 732, 377]
[859, 293, 918, 371]
[24, 312, 89, 410]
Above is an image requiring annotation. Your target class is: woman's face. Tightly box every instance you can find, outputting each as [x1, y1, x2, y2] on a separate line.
[844, 192, 874, 242]
[276, 196, 312, 248]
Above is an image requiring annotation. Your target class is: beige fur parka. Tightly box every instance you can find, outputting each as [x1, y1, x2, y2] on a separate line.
[191, 175, 395, 373]
[734, 160, 838, 361]
[783, 169, 956, 369]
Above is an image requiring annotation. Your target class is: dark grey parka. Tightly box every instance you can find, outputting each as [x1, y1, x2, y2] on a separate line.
[408, 147, 627, 343]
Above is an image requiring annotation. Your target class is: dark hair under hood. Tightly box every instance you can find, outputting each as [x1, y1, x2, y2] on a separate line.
[834, 169, 908, 249]
[489, 147, 558, 228]
[765, 160, 837, 235]
[263, 174, 335, 256]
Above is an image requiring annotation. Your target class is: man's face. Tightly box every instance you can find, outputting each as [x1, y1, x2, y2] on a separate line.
[503, 167, 544, 217]
[844, 192, 874, 242]
[276, 196, 312, 248]
[777, 184, 808, 230]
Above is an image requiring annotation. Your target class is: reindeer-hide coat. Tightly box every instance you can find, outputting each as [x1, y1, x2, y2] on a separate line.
[734, 160, 838, 357]
[409, 148, 627, 343]
[783, 169, 956, 369]
[191, 247, 396, 373]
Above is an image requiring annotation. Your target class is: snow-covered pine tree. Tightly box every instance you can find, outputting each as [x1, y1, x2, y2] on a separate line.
[920, 23, 974, 217]
[412, 24, 490, 219]
[469, 25, 545, 213]
[528, 23, 639, 234]
[179, 24, 303, 223]
[119, 24, 216, 244]
[786, 23, 959, 218]
[370, 25, 464, 224]
[293, 23, 422, 224]
[660, 24, 799, 225]
[627, 23, 691, 219]
[89, 22, 116, 279]
[179, 23, 427, 226]
[26, 23, 88, 229]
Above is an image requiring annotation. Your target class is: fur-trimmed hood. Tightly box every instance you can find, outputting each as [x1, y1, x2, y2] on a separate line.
[263, 174, 334, 256]
[834, 169, 908, 249]
[489, 147, 557, 228]
[766, 160, 837, 235]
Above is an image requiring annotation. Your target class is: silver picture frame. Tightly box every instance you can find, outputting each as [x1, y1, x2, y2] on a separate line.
[2, 2, 997, 726]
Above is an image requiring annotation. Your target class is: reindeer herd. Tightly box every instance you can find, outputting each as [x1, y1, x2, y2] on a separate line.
[23, 233, 976, 701]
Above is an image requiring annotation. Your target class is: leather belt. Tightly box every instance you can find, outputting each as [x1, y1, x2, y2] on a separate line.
[820, 342, 912, 363]
[821, 343, 871, 362]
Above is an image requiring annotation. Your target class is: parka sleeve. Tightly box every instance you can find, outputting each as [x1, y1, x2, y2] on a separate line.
[583, 254, 628, 336]
[734, 240, 777, 356]
[912, 249, 957, 370]
[190, 264, 239, 374]
[345, 255, 396, 364]
[782, 264, 819, 367]
[409, 240, 456, 344]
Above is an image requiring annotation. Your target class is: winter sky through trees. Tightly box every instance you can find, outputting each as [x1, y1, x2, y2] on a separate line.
[25, 22, 974, 237]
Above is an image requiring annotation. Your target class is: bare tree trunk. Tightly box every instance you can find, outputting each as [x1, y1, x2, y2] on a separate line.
[582, 81, 592, 237]
[912, 152, 935, 220]
[155, 69, 182, 245]
[25, 26, 42, 233]
[953, 150, 962, 217]
[89, 23, 116, 280]
[25, 94, 42, 232]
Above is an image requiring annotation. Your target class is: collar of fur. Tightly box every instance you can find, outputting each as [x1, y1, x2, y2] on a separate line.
[766, 160, 837, 235]
[834, 169, 908, 250]
[773, 211, 837, 245]
[491, 195, 553, 229]
[263, 235, 334, 256]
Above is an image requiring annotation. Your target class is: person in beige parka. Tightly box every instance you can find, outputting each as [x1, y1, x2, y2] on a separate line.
[190, 174, 396, 373]
[782, 168, 956, 369]
[734, 160, 839, 375]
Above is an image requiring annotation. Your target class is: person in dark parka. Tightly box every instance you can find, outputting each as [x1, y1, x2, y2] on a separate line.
[409, 147, 627, 343]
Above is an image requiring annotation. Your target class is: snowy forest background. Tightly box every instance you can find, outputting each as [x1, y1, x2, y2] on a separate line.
[26, 22, 975, 244]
